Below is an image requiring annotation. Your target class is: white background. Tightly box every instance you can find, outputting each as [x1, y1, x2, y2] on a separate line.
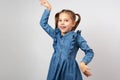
[0, 0, 120, 80]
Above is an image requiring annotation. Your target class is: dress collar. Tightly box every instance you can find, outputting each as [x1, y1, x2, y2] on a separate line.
[60, 31, 74, 38]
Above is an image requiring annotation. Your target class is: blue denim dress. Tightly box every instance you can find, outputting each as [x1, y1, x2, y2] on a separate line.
[40, 9, 94, 80]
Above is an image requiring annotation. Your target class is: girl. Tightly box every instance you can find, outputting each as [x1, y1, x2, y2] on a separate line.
[40, 0, 94, 80]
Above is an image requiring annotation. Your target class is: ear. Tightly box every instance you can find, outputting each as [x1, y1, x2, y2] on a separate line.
[72, 21, 76, 27]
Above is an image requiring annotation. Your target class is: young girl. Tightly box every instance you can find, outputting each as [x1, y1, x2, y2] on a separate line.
[40, 0, 94, 80]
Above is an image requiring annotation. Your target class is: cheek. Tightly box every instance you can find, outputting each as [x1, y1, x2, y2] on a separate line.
[67, 22, 74, 28]
[57, 22, 60, 26]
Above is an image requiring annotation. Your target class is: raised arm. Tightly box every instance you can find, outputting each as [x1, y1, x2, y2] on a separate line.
[40, 0, 55, 38]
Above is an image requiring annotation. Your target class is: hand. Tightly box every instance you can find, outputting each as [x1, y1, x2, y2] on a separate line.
[40, 0, 51, 10]
[80, 62, 92, 77]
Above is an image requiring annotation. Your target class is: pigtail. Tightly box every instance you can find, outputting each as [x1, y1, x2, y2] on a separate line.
[72, 14, 81, 30]
[55, 12, 59, 29]
[75, 14, 81, 28]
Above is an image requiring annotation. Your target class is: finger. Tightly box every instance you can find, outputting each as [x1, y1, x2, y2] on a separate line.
[84, 70, 92, 77]
[86, 66, 91, 70]
[40, 0, 43, 5]
[84, 72, 91, 77]
[40, 0, 46, 4]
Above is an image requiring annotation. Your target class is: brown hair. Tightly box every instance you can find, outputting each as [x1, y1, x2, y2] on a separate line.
[55, 9, 81, 31]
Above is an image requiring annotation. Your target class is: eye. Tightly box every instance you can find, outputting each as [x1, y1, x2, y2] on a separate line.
[65, 19, 68, 22]
[58, 19, 62, 22]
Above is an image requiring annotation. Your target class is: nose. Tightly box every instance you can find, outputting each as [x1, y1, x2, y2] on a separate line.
[61, 21, 64, 25]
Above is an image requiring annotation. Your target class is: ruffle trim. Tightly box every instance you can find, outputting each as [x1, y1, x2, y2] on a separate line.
[69, 30, 81, 53]
[53, 28, 60, 49]
[53, 29, 82, 53]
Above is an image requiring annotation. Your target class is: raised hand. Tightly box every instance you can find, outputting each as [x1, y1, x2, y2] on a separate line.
[40, 0, 51, 10]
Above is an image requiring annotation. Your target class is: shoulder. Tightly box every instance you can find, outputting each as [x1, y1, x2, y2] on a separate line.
[76, 30, 81, 35]
[73, 30, 82, 38]
[55, 28, 60, 34]
[75, 30, 87, 42]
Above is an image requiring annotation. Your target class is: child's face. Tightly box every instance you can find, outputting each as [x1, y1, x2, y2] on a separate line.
[58, 12, 75, 35]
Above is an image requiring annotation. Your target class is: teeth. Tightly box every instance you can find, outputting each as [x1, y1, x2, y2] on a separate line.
[62, 26, 66, 28]
[61, 26, 66, 29]
[59, 26, 66, 30]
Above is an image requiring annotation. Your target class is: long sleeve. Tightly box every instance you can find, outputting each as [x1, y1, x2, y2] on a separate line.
[40, 9, 55, 39]
[77, 34, 94, 65]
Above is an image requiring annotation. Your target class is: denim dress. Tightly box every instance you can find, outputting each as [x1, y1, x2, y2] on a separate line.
[40, 9, 94, 80]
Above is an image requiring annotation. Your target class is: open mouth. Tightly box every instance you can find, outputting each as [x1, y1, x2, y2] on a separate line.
[60, 26, 66, 30]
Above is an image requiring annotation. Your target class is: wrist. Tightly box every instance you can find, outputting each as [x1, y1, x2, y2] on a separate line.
[80, 62, 86, 73]
[47, 6, 51, 10]
[80, 62, 85, 66]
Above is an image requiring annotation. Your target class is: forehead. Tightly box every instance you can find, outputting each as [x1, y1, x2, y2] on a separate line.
[59, 12, 71, 19]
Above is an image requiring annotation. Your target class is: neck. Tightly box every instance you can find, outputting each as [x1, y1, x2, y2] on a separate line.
[61, 32, 66, 36]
